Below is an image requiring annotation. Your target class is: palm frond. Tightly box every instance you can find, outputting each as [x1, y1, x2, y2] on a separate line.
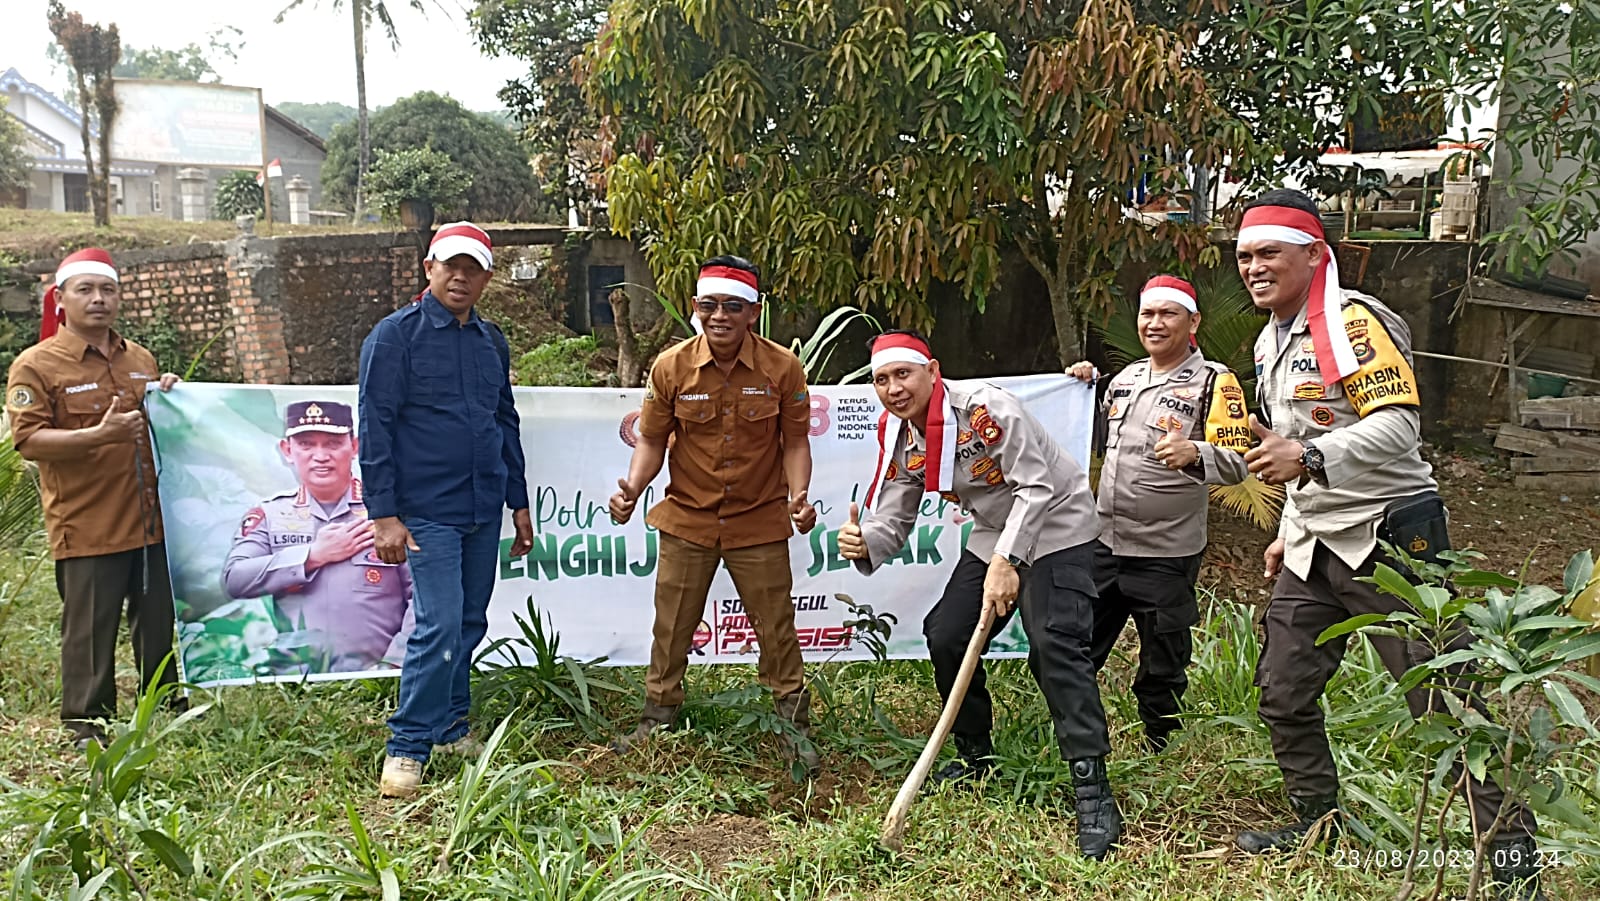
[0, 432, 44, 548]
[1209, 479, 1285, 532]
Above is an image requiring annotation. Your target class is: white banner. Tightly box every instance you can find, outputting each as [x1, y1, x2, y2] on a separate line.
[148, 376, 1092, 687]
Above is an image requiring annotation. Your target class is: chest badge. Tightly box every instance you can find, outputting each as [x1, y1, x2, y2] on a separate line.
[365, 568, 383, 585]
[1311, 406, 1335, 426]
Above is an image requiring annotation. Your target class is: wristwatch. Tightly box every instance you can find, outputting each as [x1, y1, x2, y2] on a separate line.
[1005, 554, 1026, 569]
[1299, 442, 1325, 477]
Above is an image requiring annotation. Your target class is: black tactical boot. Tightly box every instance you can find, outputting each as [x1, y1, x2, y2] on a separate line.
[774, 688, 821, 778]
[1145, 728, 1172, 754]
[1234, 793, 1342, 853]
[929, 734, 995, 789]
[609, 702, 678, 754]
[1488, 834, 1548, 901]
[1070, 756, 1123, 860]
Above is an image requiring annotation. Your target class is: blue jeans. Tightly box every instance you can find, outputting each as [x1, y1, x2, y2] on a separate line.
[386, 518, 501, 761]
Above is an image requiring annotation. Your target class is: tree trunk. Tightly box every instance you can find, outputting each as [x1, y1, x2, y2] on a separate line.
[93, 81, 115, 228]
[71, 70, 98, 224]
[611, 288, 643, 387]
[353, 1, 369, 219]
[610, 287, 683, 387]
[1046, 279, 1084, 368]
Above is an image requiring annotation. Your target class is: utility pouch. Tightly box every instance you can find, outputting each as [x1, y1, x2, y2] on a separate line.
[1380, 491, 1451, 566]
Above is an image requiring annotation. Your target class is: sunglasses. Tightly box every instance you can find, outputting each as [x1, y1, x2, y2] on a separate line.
[694, 298, 758, 315]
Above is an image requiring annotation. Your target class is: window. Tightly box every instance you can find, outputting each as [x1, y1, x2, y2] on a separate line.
[587, 265, 625, 328]
[63, 173, 88, 213]
[150, 178, 162, 213]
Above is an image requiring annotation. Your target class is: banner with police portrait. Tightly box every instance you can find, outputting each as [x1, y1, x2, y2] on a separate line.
[147, 376, 1093, 687]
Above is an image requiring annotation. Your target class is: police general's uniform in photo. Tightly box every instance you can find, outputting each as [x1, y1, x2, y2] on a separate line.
[222, 401, 413, 673]
[1091, 344, 1250, 750]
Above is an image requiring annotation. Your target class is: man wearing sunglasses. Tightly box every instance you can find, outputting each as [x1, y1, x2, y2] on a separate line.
[608, 255, 821, 775]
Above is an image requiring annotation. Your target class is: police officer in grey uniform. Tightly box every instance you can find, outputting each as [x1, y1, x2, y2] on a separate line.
[1069, 275, 1251, 752]
[223, 401, 414, 674]
[1234, 190, 1543, 901]
[838, 330, 1122, 860]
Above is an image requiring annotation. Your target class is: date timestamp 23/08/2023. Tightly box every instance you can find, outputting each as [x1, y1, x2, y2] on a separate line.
[1332, 847, 1567, 870]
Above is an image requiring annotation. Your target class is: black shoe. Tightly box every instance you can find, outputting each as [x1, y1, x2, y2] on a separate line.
[1488, 835, 1547, 901]
[1070, 756, 1123, 860]
[929, 756, 993, 788]
[1234, 793, 1342, 854]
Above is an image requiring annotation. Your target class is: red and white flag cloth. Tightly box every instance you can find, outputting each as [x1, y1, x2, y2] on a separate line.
[1238, 205, 1357, 386]
[255, 158, 283, 186]
[864, 333, 957, 508]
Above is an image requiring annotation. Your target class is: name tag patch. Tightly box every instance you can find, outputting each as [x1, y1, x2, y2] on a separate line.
[64, 382, 99, 394]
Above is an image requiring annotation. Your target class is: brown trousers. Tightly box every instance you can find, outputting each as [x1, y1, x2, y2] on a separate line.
[1257, 541, 1536, 839]
[55, 543, 178, 739]
[646, 533, 805, 707]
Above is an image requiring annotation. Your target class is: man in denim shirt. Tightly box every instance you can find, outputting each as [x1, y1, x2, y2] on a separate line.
[358, 222, 534, 799]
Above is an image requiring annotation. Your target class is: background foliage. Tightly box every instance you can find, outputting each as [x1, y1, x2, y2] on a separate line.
[322, 91, 546, 222]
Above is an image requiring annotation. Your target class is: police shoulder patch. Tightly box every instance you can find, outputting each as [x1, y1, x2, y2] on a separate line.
[7, 386, 36, 408]
[240, 506, 266, 537]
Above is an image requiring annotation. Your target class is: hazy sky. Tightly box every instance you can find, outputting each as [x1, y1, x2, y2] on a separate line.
[3, 0, 530, 111]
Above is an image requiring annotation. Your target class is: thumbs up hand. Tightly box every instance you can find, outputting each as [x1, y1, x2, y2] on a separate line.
[96, 395, 146, 444]
[609, 477, 639, 524]
[838, 502, 868, 560]
[1153, 421, 1198, 470]
[789, 489, 817, 534]
[1243, 415, 1306, 485]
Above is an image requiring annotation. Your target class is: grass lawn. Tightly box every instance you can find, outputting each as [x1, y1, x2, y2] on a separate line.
[0, 538, 1595, 899]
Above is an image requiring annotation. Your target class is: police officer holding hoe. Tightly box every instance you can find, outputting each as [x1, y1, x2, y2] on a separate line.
[1234, 189, 1545, 901]
[1068, 275, 1251, 753]
[837, 330, 1123, 860]
[223, 400, 414, 674]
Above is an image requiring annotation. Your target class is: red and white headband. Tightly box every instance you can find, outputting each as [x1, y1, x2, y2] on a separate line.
[56, 248, 118, 286]
[1239, 204, 1357, 385]
[1237, 205, 1324, 248]
[1140, 275, 1197, 313]
[869, 333, 933, 373]
[427, 221, 494, 271]
[696, 265, 759, 304]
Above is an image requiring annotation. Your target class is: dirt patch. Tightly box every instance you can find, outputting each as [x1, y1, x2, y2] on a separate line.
[645, 812, 775, 871]
[1199, 445, 1600, 604]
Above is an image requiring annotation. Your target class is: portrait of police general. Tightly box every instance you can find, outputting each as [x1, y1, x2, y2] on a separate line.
[218, 400, 415, 676]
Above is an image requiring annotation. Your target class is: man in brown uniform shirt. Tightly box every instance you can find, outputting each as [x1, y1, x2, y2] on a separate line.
[608, 256, 820, 774]
[5, 248, 181, 747]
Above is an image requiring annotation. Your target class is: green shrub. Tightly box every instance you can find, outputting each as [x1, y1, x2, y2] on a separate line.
[514, 335, 598, 387]
[364, 147, 472, 224]
[212, 170, 264, 220]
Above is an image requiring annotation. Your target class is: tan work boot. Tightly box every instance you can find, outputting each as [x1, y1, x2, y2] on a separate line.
[610, 702, 679, 754]
[775, 688, 822, 778]
[379, 755, 424, 799]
